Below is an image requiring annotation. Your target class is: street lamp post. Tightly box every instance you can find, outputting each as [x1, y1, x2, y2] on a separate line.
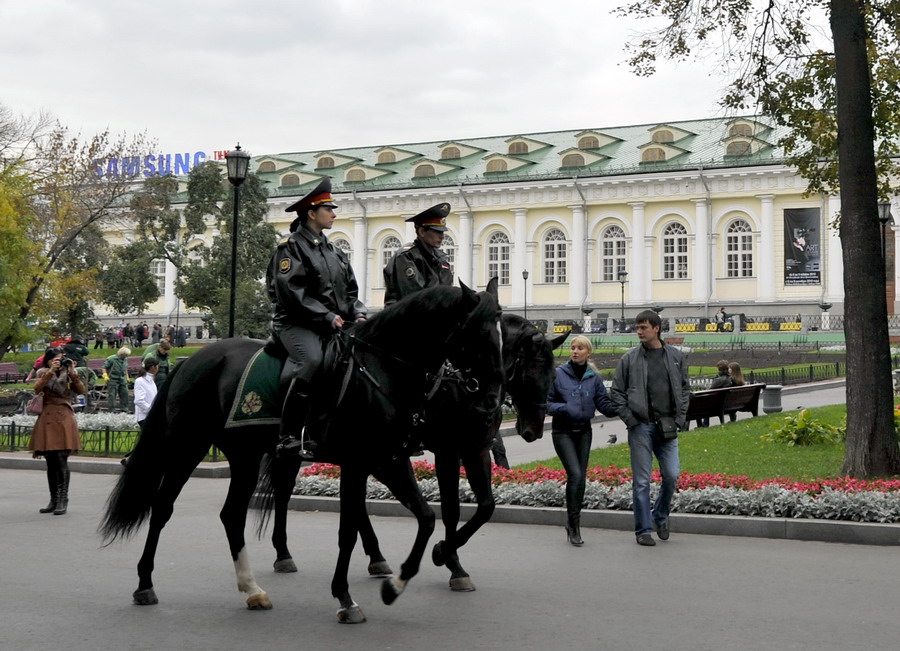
[878, 201, 892, 269]
[617, 269, 628, 332]
[225, 144, 251, 339]
[522, 270, 529, 322]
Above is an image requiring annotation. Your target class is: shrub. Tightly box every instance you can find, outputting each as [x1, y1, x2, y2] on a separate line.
[761, 409, 842, 446]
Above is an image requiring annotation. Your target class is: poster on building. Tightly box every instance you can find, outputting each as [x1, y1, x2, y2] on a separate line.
[784, 207, 821, 286]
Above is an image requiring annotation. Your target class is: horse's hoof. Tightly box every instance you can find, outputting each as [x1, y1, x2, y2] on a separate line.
[246, 592, 273, 610]
[133, 588, 158, 605]
[432, 541, 445, 567]
[273, 557, 298, 573]
[381, 577, 406, 605]
[367, 560, 393, 578]
[449, 576, 476, 592]
[336, 603, 367, 624]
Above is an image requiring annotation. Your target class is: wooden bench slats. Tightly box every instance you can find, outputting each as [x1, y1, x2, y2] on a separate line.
[686, 383, 765, 427]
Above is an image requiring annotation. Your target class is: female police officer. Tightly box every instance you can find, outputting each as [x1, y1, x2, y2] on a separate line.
[268, 177, 367, 458]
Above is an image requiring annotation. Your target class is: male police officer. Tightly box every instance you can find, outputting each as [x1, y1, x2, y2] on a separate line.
[268, 177, 367, 458]
[383, 203, 454, 306]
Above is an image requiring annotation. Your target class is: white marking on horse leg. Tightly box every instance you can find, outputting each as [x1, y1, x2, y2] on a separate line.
[390, 577, 408, 595]
[233, 547, 265, 597]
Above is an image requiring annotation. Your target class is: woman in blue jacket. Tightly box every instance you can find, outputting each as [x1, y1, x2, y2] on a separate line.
[548, 335, 618, 546]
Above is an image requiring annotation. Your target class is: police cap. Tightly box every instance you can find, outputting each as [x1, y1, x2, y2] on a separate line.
[406, 203, 450, 232]
[286, 177, 338, 232]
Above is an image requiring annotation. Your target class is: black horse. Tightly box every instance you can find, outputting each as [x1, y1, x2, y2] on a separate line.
[267, 314, 566, 591]
[99, 281, 504, 623]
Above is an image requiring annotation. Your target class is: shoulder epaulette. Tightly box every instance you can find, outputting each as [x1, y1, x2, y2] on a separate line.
[278, 236, 290, 245]
[401, 245, 414, 252]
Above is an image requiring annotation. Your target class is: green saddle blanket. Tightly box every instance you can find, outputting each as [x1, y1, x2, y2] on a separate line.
[225, 348, 284, 429]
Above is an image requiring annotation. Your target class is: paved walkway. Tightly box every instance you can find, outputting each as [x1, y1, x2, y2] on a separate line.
[2, 468, 896, 650]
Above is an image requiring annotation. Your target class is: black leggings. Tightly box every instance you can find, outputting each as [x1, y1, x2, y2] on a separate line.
[551, 429, 592, 517]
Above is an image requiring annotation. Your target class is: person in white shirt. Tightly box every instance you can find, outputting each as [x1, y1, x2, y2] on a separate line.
[134, 357, 160, 427]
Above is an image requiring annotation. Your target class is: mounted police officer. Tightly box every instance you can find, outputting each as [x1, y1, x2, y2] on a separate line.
[383, 203, 454, 307]
[268, 177, 367, 458]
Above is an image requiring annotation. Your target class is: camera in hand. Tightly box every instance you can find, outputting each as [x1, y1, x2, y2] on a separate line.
[59, 357, 74, 369]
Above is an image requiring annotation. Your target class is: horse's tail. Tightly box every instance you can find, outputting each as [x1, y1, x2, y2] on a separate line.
[253, 452, 278, 539]
[98, 362, 183, 544]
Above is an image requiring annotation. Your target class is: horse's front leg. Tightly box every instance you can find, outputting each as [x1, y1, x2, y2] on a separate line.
[430, 448, 470, 590]
[271, 454, 303, 573]
[358, 510, 393, 577]
[373, 459, 435, 605]
[332, 468, 367, 623]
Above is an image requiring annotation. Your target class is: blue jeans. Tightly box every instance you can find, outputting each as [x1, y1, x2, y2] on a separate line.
[628, 422, 680, 536]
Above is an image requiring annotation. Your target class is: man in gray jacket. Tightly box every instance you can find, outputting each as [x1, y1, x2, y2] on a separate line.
[610, 309, 690, 546]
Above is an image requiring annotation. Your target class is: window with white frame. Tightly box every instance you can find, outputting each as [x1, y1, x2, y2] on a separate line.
[601, 225, 627, 281]
[151, 259, 167, 295]
[332, 237, 352, 258]
[542, 228, 567, 283]
[662, 223, 688, 279]
[442, 234, 456, 269]
[381, 236, 401, 280]
[726, 219, 753, 277]
[487, 232, 510, 285]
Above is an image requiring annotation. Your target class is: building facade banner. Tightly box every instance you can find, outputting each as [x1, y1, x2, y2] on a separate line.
[784, 207, 821, 286]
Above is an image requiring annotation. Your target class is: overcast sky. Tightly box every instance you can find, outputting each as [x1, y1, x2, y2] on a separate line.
[4, 0, 764, 157]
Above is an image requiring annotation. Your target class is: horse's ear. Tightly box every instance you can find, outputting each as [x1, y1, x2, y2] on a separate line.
[485, 276, 499, 300]
[547, 332, 568, 351]
[459, 279, 477, 302]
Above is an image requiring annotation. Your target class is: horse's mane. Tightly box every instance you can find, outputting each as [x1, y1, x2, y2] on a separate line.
[351, 286, 470, 343]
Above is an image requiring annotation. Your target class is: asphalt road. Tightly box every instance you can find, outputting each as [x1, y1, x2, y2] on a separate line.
[3, 461, 896, 651]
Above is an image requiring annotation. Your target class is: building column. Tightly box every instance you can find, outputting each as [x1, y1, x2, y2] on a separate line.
[691, 198, 710, 304]
[825, 195, 844, 305]
[757, 194, 776, 301]
[568, 204, 586, 305]
[365, 247, 375, 307]
[628, 202, 647, 303]
[457, 210, 473, 286]
[404, 218, 416, 243]
[512, 208, 527, 306]
[164, 259, 177, 315]
[352, 217, 368, 302]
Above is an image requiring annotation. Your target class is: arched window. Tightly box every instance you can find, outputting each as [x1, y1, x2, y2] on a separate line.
[729, 123, 753, 137]
[601, 225, 627, 281]
[508, 141, 528, 155]
[258, 161, 276, 173]
[317, 157, 334, 169]
[642, 148, 666, 163]
[543, 228, 567, 283]
[332, 238, 352, 258]
[662, 223, 688, 279]
[151, 260, 167, 295]
[380, 236, 401, 278]
[561, 153, 585, 167]
[486, 159, 507, 173]
[345, 169, 365, 182]
[486, 232, 510, 285]
[281, 174, 300, 187]
[413, 164, 435, 178]
[578, 136, 599, 149]
[441, 147, 460, 160]
[726, 141, 751, 156]
[377, 151, 396, 164]
[442, 234, 456, 269]
[726, 219, 753, 277]
[651, 130, 674, 143]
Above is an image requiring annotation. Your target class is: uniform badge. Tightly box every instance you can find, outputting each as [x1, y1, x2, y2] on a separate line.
[279, 258, 292, 273]
[406, 267, 416, 278]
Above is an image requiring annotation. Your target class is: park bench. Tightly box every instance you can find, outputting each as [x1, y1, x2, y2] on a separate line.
[0, 362, 26, 383]
[686, 383, 766, 428]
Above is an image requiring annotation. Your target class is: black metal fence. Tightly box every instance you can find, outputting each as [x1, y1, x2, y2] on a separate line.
[0, 423, 222, 461]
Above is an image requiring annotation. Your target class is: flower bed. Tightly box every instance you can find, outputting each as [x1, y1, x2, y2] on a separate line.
[294, 461, 900, 524]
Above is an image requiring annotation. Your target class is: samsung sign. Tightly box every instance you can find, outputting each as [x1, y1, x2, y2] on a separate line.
[95, 149, 231, 178]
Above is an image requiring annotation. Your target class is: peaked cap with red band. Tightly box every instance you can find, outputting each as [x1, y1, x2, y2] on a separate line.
[406, 202, 450, 232]
[286, 177, 338, 232]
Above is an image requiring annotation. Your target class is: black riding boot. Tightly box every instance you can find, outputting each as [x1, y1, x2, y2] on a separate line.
[276, 379, 313, 460]
[39, 453, 59, 513]
[566, 513, 584, 546]
[53, 454, 70, 515]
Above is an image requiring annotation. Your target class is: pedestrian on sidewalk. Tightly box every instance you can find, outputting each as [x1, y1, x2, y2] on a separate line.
[103, 347, 131, 412]
[610, 309, 690, 547]
[547, 334, 617, 546]
[133, 357, 159, 428]
[30, 347, 85, 516]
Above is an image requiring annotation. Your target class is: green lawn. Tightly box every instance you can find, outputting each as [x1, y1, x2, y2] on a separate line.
[2, 344, 207, 373]
[518, 405, 850, 481]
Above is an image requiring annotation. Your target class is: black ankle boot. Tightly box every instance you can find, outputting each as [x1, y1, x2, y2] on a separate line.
[40, 454, 59, 513]
[53, 457, 70, 515]
[566, 515, 584, 546]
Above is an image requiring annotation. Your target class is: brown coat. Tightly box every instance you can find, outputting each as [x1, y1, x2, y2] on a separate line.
[29, 368, 85, 457]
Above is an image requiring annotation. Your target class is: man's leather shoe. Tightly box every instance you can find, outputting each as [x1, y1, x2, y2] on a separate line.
[656, 520, 670, 541]
[636, 534, 656, 546]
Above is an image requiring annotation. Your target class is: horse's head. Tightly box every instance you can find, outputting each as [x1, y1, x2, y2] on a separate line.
[502, 314, 567, 442]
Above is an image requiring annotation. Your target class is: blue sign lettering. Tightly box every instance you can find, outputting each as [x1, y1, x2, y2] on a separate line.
[93, 151, 211, 178]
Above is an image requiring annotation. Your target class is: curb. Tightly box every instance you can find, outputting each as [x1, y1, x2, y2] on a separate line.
[0, 454, 231, 479]
[288, 495, 900, 547]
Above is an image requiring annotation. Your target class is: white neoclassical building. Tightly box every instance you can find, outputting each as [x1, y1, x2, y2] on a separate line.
[99, 115, 899, 330]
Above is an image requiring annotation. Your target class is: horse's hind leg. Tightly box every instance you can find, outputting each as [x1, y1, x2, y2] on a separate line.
[372, 460, 435, 606]
[359, 511, 392, 577]
[221, 455, 272, 610]
[271, 454, 302, 573]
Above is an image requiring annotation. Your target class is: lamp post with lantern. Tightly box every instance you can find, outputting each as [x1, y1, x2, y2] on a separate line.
[225, 144, 251, 339]
[617, 269, 628, 332]
[522, 269, 529, 321]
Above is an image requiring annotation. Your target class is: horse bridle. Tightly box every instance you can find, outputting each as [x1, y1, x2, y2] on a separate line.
[502, 331, 549, 413]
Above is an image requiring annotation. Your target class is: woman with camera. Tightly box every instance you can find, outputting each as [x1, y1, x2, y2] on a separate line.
[30, 347, 85, 516]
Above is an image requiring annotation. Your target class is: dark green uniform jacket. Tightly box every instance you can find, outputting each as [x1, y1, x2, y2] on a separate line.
[383, 239, 453, 307]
